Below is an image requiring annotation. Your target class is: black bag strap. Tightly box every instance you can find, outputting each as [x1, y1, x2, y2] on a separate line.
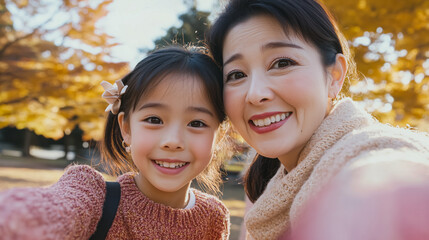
[90, 181, 121, 240]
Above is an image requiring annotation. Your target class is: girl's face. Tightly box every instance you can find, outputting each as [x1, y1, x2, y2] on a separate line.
[119, 73, 219, 202]
[222, 15, 344, 168]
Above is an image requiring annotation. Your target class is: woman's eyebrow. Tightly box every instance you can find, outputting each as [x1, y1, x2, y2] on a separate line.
[224, 53, 242, 67]
[262, 41, 303, 50]
[224, 42, 303, 67]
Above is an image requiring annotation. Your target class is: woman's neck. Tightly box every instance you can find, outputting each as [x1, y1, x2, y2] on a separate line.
[279, 100, 335, 172]
[134, 174, 191, 209]
[278, 144, 306, 172]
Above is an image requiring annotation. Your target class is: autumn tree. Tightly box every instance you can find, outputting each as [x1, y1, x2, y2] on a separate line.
[150, 0, 212, 51]
[323, 0, 429, 130]
[0, 0, 129, 156]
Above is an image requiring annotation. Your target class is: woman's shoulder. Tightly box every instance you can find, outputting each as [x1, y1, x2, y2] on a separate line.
[334, 123, 429, 183]
[336, 121, 429, 154]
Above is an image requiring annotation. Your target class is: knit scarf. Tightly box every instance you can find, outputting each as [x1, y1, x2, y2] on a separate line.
[245, 98, 375, 240]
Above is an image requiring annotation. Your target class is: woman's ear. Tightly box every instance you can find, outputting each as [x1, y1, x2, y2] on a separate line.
[327, 54, 347, 98]
[117, 112, 131, 144]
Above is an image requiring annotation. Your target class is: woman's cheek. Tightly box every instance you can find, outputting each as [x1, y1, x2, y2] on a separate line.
[224, 87, 244, 122]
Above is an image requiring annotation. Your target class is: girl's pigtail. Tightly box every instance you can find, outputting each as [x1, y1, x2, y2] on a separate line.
[100, 112, 130, 176]
[99, 76, 137, 176]
[243, 155, 281, 203]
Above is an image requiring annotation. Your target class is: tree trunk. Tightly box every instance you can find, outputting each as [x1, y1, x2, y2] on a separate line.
[23, 129, 32, 157]
[64, 134, 69, 160]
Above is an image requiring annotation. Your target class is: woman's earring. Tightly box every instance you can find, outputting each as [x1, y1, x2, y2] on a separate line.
[122, 140, 131, 153]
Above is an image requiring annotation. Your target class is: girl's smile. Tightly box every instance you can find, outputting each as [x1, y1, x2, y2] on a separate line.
[152, 159, 190, 175]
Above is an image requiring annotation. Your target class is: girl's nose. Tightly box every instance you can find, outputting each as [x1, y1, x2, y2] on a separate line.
[160, 125, 184, 151]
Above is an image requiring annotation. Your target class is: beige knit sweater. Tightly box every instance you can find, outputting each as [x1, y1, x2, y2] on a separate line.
[245, 98, 429, 240]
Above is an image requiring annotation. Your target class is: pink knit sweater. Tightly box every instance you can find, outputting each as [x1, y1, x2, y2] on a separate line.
[0, 165, 230, 240]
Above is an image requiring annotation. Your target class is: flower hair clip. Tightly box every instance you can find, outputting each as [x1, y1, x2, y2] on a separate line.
[101, 79, 128, 114]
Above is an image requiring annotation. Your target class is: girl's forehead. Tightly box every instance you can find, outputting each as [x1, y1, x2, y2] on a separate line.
[139, 73, 208, 103]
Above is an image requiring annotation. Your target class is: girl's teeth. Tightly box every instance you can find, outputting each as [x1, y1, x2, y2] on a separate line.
[252, 112, 291, 127]
[155, 161, 186, 169]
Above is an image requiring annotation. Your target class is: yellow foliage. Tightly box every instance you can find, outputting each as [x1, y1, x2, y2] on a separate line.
[0, 0, 130, 140]
[324, 0, 429, 131]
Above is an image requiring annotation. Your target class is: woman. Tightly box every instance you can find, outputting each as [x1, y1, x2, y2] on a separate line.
[207, 0, 429, 239]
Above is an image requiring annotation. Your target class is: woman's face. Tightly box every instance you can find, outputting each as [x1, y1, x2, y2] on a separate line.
[222, 14, 341, 167]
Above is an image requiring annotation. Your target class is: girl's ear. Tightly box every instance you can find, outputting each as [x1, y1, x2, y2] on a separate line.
[117, 112, 131, 144]
[327, 53, 347, 98]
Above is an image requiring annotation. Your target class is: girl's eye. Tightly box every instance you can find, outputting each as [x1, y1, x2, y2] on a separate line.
[271, 58, 297, 69]
[143, 116, 163, 124]
[225, 71, 246, 82]
[188, 120, 207, 128]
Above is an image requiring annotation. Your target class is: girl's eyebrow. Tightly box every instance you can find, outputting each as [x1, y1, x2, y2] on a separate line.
[188, 106, 214, 117]
[138, 102, 166, 111]
[139, 103, 214, 117]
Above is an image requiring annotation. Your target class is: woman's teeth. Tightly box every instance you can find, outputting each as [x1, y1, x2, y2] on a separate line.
[154, 161, 187, 169]
[252, 112, 291, 127]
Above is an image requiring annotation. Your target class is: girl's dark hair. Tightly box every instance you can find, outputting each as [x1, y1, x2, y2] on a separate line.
[100, 46, 226, 194]
[207, 0, 356, 202]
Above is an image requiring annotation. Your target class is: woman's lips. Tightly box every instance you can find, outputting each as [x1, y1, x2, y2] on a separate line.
[249, 112, 292, 134]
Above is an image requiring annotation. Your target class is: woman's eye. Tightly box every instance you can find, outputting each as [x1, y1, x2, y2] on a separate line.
[188, 120, 207, 128]
[271, 58, 297, 69]
[225, 71, 246, 82]
[143, 117, 163, 124]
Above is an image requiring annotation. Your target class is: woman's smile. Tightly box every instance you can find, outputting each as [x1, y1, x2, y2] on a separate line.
[248, 111, 293, 134]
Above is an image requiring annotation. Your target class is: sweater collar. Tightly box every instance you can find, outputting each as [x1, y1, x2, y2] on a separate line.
[117, 173, 210, 228]
[245, 98, 375, 240]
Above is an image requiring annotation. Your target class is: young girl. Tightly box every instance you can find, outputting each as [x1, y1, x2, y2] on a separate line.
[0, 46, 230, 239]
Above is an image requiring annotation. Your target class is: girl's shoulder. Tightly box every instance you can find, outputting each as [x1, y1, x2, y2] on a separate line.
[192, 188, 230, 216]
[59, 164, 106, 189]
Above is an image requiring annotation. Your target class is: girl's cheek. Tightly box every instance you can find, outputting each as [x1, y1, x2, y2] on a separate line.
[195, 133, 216, 159]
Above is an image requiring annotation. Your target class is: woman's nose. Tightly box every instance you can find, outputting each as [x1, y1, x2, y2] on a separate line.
[245, 73, 274, 105]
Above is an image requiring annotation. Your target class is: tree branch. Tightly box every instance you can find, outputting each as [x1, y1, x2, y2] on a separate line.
[0, 6, 60, 59]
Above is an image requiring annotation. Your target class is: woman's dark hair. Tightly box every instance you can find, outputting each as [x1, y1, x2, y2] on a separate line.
[100, 46, 226, 194]
[207, 0, 356, 202]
